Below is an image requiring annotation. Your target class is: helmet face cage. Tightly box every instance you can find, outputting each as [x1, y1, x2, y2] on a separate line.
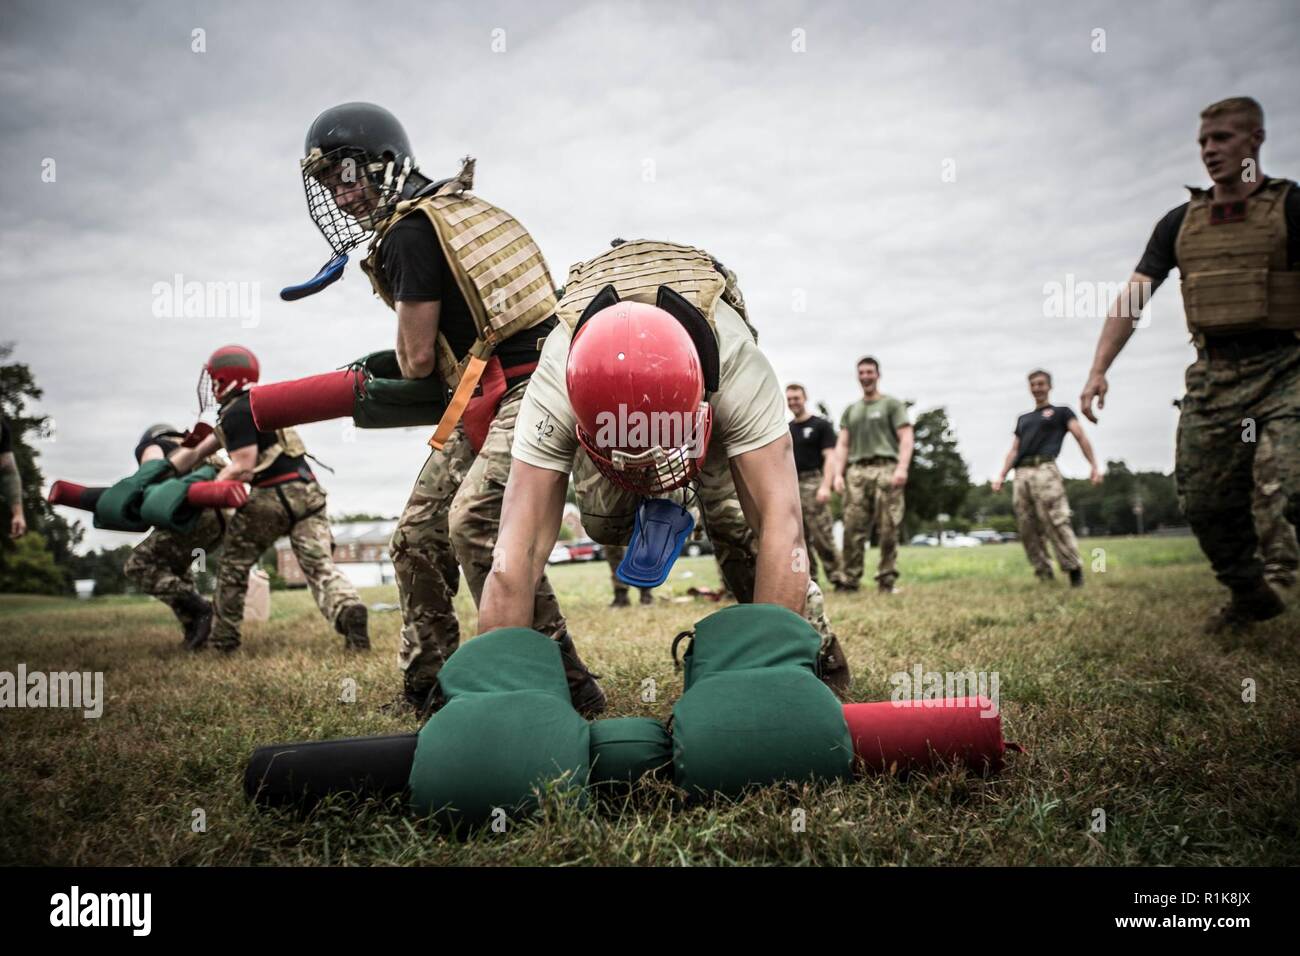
[301, 146, 404, 256]
[197, 367, 215, 415]
[576, 404, 714, 497]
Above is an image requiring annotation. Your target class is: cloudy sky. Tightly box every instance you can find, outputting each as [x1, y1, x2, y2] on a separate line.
[4, 0, 1298, 552]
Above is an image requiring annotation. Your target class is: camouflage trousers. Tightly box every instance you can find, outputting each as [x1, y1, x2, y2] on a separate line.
[1012, 461, 1081, 576]
[571, 438, 841, 653]
[1176, 342, 1300, 592]
[839, 460, 904, 587]
[797, 470, 841, 584]
[1253, 430, 1299, 587]
[211, 479, 361, 648]
[123, 509, 225, 629]
[394, 385, 568, 694]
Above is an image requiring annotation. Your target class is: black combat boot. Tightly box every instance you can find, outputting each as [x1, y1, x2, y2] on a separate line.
[639, 588, 654, 606]
[1068, 568, 1084, 588]
[554, 630, 607, 717]
[609, 590, 630, 608]
[336, 604, 371, 651]
[1205, 580, 1286, 635]
[175, 591, 214, 651]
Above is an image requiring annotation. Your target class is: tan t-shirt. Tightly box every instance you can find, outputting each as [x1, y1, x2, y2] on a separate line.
[512, 301, 788, 473]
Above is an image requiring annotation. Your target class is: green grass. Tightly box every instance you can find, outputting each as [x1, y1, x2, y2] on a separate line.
[1, 536, 1297, 866]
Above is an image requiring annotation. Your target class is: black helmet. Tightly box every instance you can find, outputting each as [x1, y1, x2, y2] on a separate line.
[300, 102, 418, 255]
[141, 423, 183, 444]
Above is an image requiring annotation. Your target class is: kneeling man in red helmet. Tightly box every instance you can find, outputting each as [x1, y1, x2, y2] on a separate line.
[479, 240, 851, 694]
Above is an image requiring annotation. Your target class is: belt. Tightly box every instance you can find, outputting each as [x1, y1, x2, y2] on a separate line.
[502, 360, 539, 391]
[253, 467, 315, 489]
[1202, 329, 1299, 362]
[852, 456, 898, 467]
[1017, 456, 1055, 467]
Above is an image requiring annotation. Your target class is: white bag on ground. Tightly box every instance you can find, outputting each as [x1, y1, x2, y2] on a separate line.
[243, 568, 271, 622]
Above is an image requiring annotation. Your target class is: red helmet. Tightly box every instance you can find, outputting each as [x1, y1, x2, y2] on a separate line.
[199, 345, 260, 411]
[566, 287, 717, 495]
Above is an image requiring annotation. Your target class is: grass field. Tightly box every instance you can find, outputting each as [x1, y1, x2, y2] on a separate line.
[2, 536, 1298, 866]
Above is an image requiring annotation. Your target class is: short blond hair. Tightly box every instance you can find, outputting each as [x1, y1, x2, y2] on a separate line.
[1200, 96, 1264, 132]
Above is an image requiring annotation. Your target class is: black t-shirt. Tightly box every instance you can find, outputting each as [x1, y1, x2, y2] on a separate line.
[789, 415, 836, 473]
[1014, 405, 1076, 466]
[379, 215, 555, 380]
[1135, 178, 1300, 291]
[0, 415, 11, 455]
[218, 392, 306, 482]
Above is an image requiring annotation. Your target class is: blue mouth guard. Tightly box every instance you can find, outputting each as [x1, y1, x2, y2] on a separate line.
[280, 253, 348, 301]
[616, 498, 695, 589]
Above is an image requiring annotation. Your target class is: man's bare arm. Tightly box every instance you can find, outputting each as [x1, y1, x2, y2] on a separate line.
[1067, 418, 1104, 484]
[893, 423, 915, 488]
[831, 428, 850, 492]
[216, 445, 257, 483]
[730, 433, 809, 613]
[166, 432, 222, 474]
[815, 444, 836, 503]
[992, 436, 1020, 492]
[1081, 272, 1153, 423]
[1, 451, 25, 538]
[477, 459, 568, 632]
[396, 300, 441, 379]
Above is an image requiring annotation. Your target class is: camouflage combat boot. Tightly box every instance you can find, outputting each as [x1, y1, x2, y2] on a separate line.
[1204, 580, 1285, 635]
[336, 603, 371, 651]
[176, 592, 214, 651]
[555, 630, 607, 717]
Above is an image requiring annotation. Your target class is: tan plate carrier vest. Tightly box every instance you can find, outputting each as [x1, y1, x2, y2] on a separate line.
[213, 422, 307, 478]
[553, 240, 754, 349]
[1175, 177, 1300, 335]
[361, 161, 558, 450]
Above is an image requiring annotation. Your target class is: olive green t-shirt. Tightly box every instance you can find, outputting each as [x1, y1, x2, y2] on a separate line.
[839, 395, 910, 463]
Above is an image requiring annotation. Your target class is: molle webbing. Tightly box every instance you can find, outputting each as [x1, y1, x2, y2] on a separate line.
[555, 241, 728, 333]
[361, 183, 557, 389]
[1175, 178, 1300, 333]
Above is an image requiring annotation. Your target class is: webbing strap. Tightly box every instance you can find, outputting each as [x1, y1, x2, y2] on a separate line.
[428, 355, 488, 450]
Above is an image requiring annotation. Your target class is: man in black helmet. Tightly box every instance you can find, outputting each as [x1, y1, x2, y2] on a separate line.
[122, 424, 228, 648]
[294, 102, 604, 717]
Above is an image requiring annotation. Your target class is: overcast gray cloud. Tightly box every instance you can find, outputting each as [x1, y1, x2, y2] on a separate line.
[3, 0, 1298, 551]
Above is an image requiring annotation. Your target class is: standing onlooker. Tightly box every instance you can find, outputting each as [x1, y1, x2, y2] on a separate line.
[831, 357, 913, 594]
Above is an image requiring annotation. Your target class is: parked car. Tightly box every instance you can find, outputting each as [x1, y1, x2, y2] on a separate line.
[684, 534, 714, 557]
[547, 542, 572, 564]
[565, 538, 601, 562]
[970, 529, 1010, 543]
[910, 531, 982, 548]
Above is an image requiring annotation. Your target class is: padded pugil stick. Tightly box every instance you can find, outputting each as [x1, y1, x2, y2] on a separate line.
[185, 480, 248, 509]
[249, 368, 363, 432]
[47, 480, 105, 512]
[843, 697, 1019, 775]
[244, 733, 419, 809]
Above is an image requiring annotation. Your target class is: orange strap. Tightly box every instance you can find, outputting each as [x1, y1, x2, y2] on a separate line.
[428, 355, 487, 450]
